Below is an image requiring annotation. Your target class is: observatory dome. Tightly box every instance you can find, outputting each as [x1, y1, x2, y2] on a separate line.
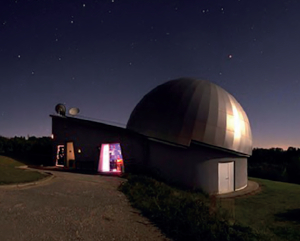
[127, 78, 252, 155]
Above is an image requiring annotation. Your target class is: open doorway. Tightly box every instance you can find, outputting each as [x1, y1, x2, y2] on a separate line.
[55, 142, 75, 168]
[56, 145, 65, 167]
[98, 143, 124, 173]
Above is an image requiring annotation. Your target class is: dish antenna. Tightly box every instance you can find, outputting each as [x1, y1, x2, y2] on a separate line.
[55, 103, 66, 116]
[69, 107, 80, 116]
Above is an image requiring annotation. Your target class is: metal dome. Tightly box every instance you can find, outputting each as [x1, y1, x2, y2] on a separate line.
[127, 78, 252, 155]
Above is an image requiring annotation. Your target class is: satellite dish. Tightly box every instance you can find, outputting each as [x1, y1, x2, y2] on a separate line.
[55, 104, 66, 116]
[69, 107, 80, 116]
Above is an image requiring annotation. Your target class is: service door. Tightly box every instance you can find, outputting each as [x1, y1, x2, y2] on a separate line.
[218, 162, 234, 194]
[66, 142, 75, 168]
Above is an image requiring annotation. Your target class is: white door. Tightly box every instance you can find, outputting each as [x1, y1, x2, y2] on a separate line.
[218, 162, 234, 194]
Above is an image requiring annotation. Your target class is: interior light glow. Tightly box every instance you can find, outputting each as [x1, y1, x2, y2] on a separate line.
[100, 144, 110, 172]
[56, 145, 65, 167]
[98, 143, 124, 173]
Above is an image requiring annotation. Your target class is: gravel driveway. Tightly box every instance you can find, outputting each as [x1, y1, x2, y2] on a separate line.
[0, 171, 169, 241]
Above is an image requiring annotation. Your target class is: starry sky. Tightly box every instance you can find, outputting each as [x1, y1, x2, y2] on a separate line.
[0, 0, 300, 149]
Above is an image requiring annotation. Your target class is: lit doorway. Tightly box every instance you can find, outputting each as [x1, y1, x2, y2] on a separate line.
[55, 142, 75, 168]
[98, 143, 124, 173]
[56, 145, 65, 167]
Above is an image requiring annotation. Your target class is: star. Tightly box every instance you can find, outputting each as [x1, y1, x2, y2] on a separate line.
[228, 54, 233, 59]
[31, 71, 35, 75]
[83, 4, 86, 7]
[17, 55, 21, 58]
[71, 20, 74, 24]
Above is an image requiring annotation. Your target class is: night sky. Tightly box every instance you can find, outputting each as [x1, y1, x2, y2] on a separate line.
[1, 0, 300, 149]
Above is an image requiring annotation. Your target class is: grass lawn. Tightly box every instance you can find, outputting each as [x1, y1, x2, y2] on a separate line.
[120, 175, 268, 241]
[220, 177, 300, 241]
[121, 175, 300, 241]
[0, 155, 46, 185]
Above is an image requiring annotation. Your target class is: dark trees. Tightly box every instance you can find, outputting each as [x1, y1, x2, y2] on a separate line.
[249, 147, 300, 184]
[0, 136, 53, 166]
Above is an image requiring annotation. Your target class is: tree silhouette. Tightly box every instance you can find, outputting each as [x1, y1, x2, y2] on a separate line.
[249, 147, 300, 184]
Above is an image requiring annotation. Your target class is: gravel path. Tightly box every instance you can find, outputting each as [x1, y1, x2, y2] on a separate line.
[0, 171, 170, 241]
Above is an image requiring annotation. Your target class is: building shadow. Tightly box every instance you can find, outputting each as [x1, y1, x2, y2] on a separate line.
[274, 208, 300, 224]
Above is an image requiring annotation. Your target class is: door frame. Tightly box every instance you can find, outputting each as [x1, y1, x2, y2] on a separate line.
[218, 161, 234, 194]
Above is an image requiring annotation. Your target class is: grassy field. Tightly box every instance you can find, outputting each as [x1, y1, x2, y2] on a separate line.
[236, 177, 300, 240]
[120, 175, 300, 241]
[120, 175, 267, 241]
[218, 177, 300, 240]
[0, 155, 46, 185]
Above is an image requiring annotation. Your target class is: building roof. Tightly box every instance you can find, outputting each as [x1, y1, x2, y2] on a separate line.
[127, 78, 252, 156]
[50, 115, 129, 134]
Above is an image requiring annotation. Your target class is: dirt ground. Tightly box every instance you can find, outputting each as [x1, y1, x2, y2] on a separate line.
[0, 170, 170, 241]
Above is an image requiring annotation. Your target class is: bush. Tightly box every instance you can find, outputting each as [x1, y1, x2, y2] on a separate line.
[119, 175, 267, 241]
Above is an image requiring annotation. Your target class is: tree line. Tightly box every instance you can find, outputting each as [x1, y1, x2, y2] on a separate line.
[0, 136, 53, 166]
[249, 147, 300, 184]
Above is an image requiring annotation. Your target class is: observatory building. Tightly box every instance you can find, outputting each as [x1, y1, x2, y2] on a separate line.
[51, 78, 252, 194]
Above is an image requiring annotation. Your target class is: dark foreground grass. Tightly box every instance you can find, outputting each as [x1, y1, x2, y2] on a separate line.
[0, 155, 46, 184]
[119, 175, 268, 241]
